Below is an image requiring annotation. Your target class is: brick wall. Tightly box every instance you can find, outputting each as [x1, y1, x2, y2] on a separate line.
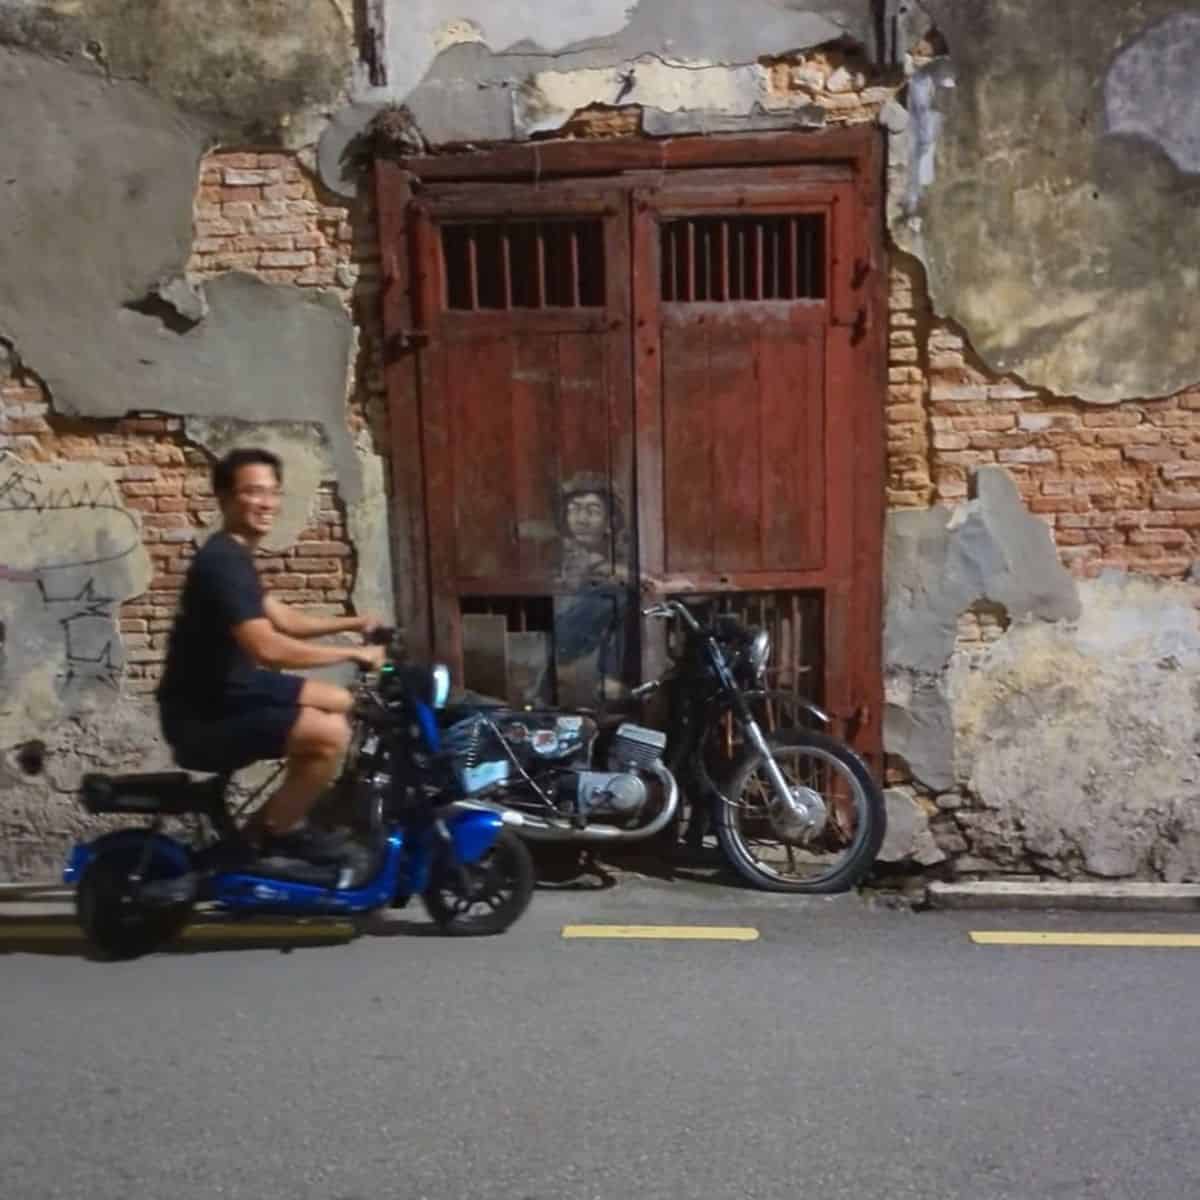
[888, 251, 1200, 581]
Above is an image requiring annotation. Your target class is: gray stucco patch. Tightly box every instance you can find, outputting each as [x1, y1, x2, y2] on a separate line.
[884, 467, 1079, 789]
[0, 48, 359, 501]
[1105, 11, 1200, 176]
[904, 0, 1200, 403]
[0, 0, 353, 144]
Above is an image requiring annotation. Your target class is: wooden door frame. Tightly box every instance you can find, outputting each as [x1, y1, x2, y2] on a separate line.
[375, 126, 886, 767]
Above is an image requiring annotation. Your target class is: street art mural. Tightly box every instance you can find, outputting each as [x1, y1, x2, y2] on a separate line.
[553, 472, 632, 707]
[0, 457, 152, 739]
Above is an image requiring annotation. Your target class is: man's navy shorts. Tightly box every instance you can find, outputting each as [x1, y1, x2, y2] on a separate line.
[160, 671, 305, 774]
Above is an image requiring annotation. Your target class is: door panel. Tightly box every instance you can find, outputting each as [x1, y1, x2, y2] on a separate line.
[408, 186, 633, 703]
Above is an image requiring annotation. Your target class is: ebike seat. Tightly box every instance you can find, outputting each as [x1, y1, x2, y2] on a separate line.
[81, 771, 224, 818]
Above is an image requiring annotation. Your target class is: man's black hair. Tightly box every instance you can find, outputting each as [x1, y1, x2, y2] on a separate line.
[212, 447, 283, 498]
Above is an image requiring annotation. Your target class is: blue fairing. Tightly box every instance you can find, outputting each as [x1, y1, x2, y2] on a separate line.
[415, 699, 441, 751]
[63, 830, 192, 885]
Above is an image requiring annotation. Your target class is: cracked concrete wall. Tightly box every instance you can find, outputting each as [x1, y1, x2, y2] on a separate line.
[318, 0, 884, 194]
[892, 0, 1200, 404]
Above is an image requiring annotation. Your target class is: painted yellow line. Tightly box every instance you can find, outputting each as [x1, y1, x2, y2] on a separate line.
[971, 931, 1200, 948]
[562, 924, 759, 941]
[0, 921, 355, 943]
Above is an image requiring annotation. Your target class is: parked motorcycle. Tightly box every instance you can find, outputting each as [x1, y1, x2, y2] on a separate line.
[641, 599, 886, 893]
[398, 599, 882, 894]
[65, 642, 535, 959]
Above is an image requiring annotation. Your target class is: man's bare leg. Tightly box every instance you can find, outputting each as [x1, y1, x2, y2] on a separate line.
[246, 680, 353, 839]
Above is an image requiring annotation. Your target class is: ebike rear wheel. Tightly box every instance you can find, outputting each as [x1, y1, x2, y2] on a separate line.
[76, 842, 193, 960]
[421, 830, 534, 936]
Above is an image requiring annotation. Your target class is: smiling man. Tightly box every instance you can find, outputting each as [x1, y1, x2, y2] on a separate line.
[156, 448, 385, 863]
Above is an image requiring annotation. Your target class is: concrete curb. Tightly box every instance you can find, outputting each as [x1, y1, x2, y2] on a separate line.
[927, 880, 1200, 913]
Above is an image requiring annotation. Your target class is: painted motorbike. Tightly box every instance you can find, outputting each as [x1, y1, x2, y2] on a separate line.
[375, 599, 881, 894]
[64, 642, 535, 959]
[639, 599, 886, 893]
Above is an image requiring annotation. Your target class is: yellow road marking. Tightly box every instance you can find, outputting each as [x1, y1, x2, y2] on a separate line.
[971, 931, 1200, 948]
[562, 924, 759, 941]
[0, 921, 355, 943]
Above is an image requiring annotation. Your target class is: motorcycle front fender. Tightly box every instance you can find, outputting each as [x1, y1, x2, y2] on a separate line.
[63, 830, 192, 885]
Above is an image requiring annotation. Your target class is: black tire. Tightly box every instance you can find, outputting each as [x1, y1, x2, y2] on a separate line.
[715, 730, 886, 893]
[421, 830, 534, 936]
[76, 842, 193, 960]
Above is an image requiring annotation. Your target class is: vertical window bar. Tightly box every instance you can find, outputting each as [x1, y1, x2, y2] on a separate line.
[786, 218, 797, 301]
[501, 227, 513, 310]
[719, 220, 730, 302]
[535, 224, 546, 308]
[755, 222, 764, 301]
[732, 225, 743, 301]
[663, 223, 676, 302]
[467, 226, 480, 311]
[807, 219, 818, 299]
[684, 222, 695, 303]
[569, 225, 581, 308]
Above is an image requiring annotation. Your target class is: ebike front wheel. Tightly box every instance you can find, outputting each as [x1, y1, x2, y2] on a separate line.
[76, 840, 193, 960]
[421, 830, 534, 936]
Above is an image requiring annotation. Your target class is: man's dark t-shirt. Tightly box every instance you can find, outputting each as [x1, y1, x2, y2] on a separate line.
[157, 533, 300, 729]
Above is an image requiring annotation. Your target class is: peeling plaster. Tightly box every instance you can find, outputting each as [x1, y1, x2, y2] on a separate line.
[0, 49, 360, 504]
[319, 0, 878, 194]
[884, 467, 1079, 790]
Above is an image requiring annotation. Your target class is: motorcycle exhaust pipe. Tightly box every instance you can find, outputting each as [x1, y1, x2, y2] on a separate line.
[461, 763, 680, 845]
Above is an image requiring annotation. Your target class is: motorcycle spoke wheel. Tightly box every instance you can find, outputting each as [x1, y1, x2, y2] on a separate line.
[421, 830, 534, 936]
[716, 732, 885, 893]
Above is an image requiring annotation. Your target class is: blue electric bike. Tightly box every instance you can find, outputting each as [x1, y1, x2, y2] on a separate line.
[64, 642, 535, 959]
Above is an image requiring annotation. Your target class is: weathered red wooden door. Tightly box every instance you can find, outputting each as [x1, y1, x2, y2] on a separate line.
[630, 169, 882, 753]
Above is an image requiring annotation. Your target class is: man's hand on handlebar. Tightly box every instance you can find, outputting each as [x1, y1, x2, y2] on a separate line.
[351, 643, 387, 672]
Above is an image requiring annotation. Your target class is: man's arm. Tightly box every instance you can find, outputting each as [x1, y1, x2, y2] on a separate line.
[263, 595, 375, 641]
[233, 617, 383, 672]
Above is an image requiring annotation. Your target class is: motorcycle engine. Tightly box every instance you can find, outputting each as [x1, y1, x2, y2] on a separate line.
[565, 723, 667, 822]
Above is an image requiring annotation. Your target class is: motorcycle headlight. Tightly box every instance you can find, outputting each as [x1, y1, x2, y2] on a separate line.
[747, 629, 771, 677]
[431, 663, 451, 709]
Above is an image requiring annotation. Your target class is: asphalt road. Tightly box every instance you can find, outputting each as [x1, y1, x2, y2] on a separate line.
[3, 877, 1200, 1200]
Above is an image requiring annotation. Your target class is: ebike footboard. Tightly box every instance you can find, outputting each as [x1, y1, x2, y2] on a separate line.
[80, 772, 220, 817]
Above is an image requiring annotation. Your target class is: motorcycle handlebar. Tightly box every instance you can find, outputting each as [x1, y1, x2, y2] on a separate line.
[641, 600, 701, 632]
